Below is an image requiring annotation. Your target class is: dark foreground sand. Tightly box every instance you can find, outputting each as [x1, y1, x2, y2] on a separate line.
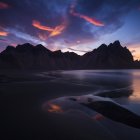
[1, 70, 140, 140]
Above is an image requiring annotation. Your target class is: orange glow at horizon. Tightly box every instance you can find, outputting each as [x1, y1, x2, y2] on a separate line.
[10, 43, 17, 47]
[0, 2, 9, 9]
[0, 31, 9, 36]
[128, 44, 140, 60]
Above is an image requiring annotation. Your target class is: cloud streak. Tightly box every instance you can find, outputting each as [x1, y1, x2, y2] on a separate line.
[0, 31, 9, 36]
[70, 0, 104, 27]
[32, 20, 67, 37]
[0, 0, 140, 55]
[49, 22, 67, 37]
[5, 28, 47, 46]
[71, 12, 104, 26]
[32, 20, 53, 32]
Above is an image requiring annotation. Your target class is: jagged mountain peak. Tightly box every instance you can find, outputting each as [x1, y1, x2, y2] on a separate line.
[0, 41, 136, 70]
[5, 46, 15, 51]
[112, 40, 121, 47]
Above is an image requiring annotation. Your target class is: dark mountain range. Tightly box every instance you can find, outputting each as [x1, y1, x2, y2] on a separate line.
[0, 40, 139, 70]
[81, 41, 134, 69]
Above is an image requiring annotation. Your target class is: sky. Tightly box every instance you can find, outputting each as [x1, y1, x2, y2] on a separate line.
[0, 0, 140, 59]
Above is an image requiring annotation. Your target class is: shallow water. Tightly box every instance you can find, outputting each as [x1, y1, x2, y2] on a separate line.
[40, 70, 140, 100]
[1, 70, 140, 140]
[41, 70, 140, 139]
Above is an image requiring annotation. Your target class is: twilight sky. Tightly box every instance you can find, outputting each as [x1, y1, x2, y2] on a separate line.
[0, 0, 140, 59]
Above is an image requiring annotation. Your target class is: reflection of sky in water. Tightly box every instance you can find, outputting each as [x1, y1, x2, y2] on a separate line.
[129, 70, 140, 101]
[43, 92, 140, 129]
[39, 70, 140, 101]
[60, 70, 140, 101]
[53, 70, 133, 89]
[42, 70, 140, 136]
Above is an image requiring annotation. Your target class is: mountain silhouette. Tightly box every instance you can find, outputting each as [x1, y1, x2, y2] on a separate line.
[81, 41, 134, 69]
[0, 40, 138, 70]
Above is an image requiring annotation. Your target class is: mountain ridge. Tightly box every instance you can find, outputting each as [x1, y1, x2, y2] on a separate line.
[0, 40, 139, 70]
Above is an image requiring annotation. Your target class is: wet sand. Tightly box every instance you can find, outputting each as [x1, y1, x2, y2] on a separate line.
[1, 70, 140, 140]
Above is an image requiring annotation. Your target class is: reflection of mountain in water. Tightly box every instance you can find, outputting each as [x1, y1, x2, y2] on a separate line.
[1, 69, 140, 140]
[44, 90, 140, 129]
[41, 70, 140, 129]
[1, 40, 139, 70]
